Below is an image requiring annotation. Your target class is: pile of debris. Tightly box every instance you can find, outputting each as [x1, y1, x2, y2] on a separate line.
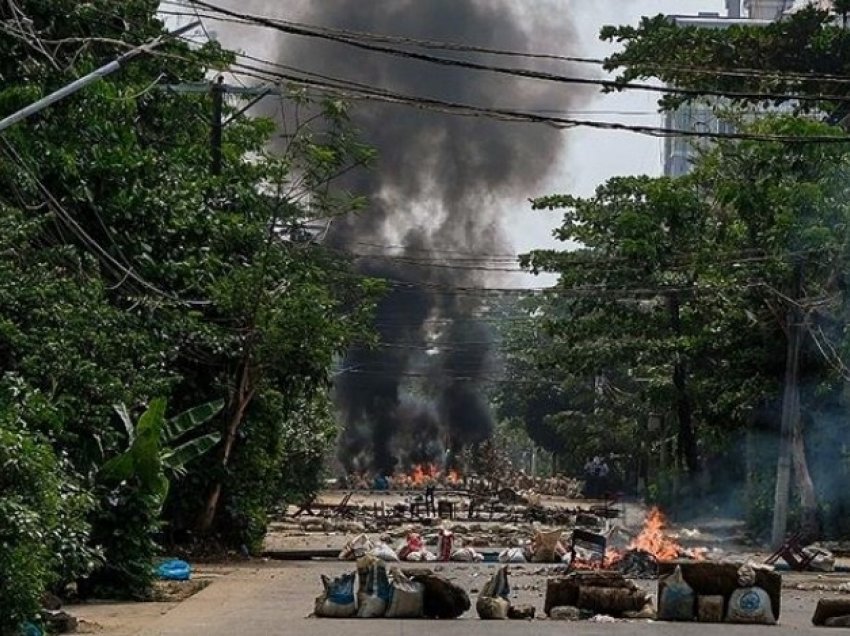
[513, 475, 584, 499]
[337, 525, 582, 565]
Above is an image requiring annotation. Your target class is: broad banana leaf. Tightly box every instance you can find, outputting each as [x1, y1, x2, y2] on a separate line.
[162, 432, 222, 473]
[113, 403, 135, 446]
[163, 399, 224, 444]
[100, 450, 135, 482]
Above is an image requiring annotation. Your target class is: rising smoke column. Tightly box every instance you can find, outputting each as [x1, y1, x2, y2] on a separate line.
[218, 0, 587, 473]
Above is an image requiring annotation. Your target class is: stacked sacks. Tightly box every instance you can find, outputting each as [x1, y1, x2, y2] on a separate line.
[314, 557, 470, 619]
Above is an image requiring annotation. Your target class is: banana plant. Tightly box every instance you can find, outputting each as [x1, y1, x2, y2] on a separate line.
[101, 397, 224, 510]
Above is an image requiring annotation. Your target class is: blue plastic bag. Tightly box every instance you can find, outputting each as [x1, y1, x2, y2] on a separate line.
[156, 559, 192, 581]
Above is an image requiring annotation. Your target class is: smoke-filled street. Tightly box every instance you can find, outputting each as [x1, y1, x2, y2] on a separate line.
[7, 0, 850, 634]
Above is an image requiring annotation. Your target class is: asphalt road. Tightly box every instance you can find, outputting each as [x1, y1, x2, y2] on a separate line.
[122, 561, 838, 636]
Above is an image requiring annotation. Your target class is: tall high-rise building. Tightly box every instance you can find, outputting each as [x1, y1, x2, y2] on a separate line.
[662, 2, 797, 177]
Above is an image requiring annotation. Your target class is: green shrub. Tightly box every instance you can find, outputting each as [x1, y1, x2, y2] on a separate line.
[0, 410, 61, 634]
[218, 390, 337, 553]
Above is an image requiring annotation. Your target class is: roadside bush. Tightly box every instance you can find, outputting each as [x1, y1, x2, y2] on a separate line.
[218, 390, 337, 554]
[0, 408, 61, 634]
[82, 486, 161, 600]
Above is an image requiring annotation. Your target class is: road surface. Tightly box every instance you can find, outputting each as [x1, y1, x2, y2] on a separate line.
[66, 560, 843, 635]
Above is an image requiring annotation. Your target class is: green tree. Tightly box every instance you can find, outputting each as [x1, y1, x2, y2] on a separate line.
[518, 116, 850, 534]
[0, 0, 380, 598]
[601, 6, 850, 113]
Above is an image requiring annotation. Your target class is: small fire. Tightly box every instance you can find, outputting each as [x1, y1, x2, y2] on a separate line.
[409, 463, 440, 486]
[571, 507, 706, 571]
[628, 506, 683, 561]
[446, 469, 462, 485]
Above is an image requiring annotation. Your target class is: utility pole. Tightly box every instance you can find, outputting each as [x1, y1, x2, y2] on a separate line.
[210, 76, 225, 176]
[771, 258, 804, 548]
[165, 81, 274, 176]
[0, 22, 200, 134]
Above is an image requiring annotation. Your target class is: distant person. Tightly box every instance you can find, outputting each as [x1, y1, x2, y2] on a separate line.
[373, 474, 389, 491]
[585, 455, 611, 499]
[425, 484, 436, 516]
[597, 458, 610, 498]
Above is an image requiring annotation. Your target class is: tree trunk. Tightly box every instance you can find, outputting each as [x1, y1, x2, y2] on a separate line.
[668, 293, 700, 474]
[792, 416, 819, 543]
[197, 362, 256, 532]
[771, 260, 803, 548]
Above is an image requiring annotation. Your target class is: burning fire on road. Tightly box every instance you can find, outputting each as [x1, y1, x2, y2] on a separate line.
[573, 507, 707, 576]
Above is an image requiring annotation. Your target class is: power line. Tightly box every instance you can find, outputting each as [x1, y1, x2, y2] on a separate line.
[216, 63, 850, 143]
[161, 4, 850, 87]
[186, 0, 850, 107]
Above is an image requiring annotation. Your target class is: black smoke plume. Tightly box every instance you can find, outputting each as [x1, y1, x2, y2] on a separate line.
[219, 0, 587, 474]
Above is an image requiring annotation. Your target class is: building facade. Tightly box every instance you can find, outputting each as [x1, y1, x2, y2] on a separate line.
[662, 1, 800, 177]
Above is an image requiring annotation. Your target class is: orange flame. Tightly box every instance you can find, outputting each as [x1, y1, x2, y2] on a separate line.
[624, 506, 706, 562]
[409, 463, 440, 486]
[628, 506, 682, 561]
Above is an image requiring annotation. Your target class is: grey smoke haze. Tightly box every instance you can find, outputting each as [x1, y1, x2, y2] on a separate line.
[215, 0, 589, 474]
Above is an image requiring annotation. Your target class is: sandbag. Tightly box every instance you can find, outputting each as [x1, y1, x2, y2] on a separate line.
[451, 547, 483, 562]
[476, 597, 509, 620]
[412, 574, 471, 619]
[499, 547, 527, 563]
[357, 556, 392, 618]
[803, 546, 836, 573]
[385, 569, 424, 619]
[726, 587, 776, 625]
[315, 573, 357, 618]
[405, 550, 436, 562]
[480, 566, 511, 600]
[339, 534, 374, 561]
[531, 530, 565, 563]
[437, 529, 454, 562]
[397, 533, 424, 561]
[369, 542, 400, 562]
[658, 565, 695, 622]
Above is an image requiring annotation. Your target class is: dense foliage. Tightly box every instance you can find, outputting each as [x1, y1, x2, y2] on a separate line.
[499, 4, 850, 535]
[0, 0, 379, 625]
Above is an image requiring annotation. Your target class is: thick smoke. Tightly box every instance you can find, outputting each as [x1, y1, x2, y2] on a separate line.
[219, 0, 587, 474]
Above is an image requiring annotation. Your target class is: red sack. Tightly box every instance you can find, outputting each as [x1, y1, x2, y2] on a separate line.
[398, 533, 424, 561]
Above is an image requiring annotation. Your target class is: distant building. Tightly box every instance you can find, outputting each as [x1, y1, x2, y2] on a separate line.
[662, 1, 797, 177]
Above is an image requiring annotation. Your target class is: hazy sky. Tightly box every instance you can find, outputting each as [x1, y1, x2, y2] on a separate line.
[512, 0, 727, 256]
